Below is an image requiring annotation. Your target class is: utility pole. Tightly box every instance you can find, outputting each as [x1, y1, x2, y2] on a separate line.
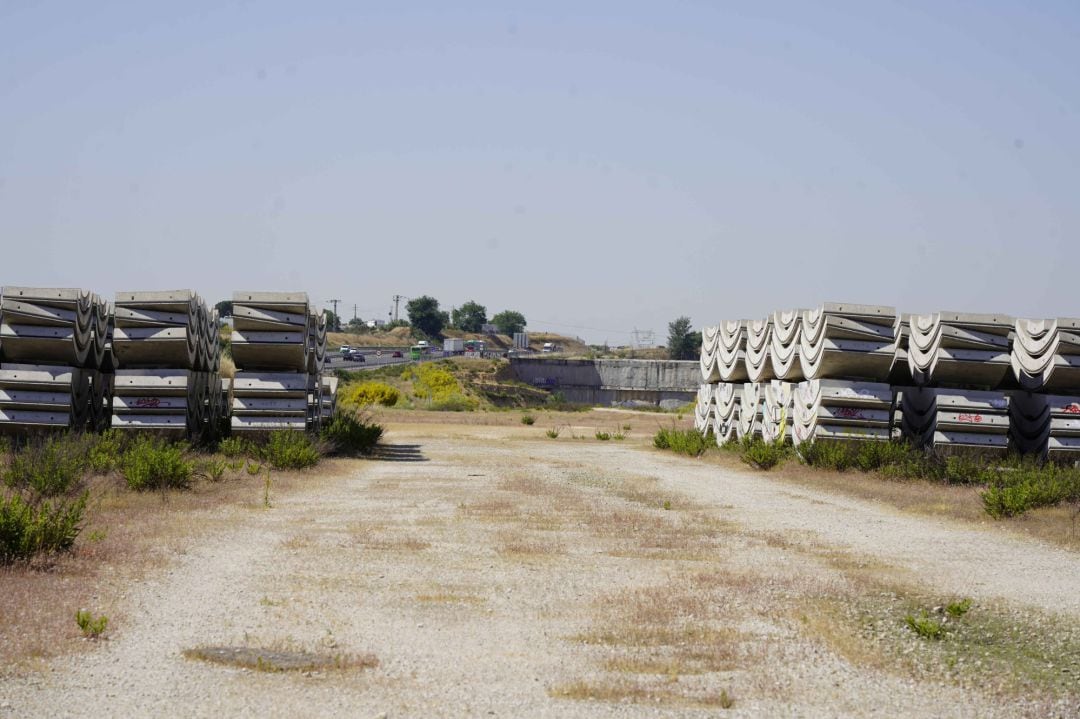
[353, 304, 357, 321]
[329, 299, 340, 331]
[391, 294, 406, 323]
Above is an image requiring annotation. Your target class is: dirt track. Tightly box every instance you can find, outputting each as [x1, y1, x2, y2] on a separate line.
[3, 422, 1078, 718]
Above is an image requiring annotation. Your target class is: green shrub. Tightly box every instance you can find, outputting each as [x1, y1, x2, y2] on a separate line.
[546, 427, 560, 439]
[217, 436, 250, 458]
[981, 465, 1077, 518]
[653, 426, 711, 457]
[0, 491, 87, 564]
[905, 612, 945, 640]
[320, 414, 383, 456]
[3, 435, 88, 497]
[521, 414, 536, 425]
[87, 430, 126, 473]
[201, 459, 227, 482]
[261, 431, 320, 470]
[945, 598, 972, 618]
[75, 609, 108, 638]
[740, 437, 788, 470]
[797, 440, 852, 471]
[343, 381, 400, 408]
[595, 430, 611, 441]
[430, 394, 478, 412]
[121, 436, 193, 491]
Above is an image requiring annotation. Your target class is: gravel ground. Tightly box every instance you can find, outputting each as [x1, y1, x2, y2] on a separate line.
[2, 424, 1078, 718]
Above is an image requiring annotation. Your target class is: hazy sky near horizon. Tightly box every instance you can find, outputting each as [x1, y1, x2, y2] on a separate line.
[1, 1, 1077, 344]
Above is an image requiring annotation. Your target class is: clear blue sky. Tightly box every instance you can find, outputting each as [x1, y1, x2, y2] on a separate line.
[1, 1, 1077, 344]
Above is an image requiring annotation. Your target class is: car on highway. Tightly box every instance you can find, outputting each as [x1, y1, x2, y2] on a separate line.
[345, 349, 366, 363]
[391, 350, 403, 358]
[339, 345, 351, 356]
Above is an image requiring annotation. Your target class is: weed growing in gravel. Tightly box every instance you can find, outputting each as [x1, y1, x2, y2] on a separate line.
[595, 430, 611, 441]
[184, 645, 377, 673]
[545, 427, 560, 439]
[75, 609, 107, 639]
[520, 414, 536, 425]
[905, 612, 946, 640]
[87, 430, 126, 473]
[217, 437, 250, 458]
[246, 462, 262, 475]
[946, 598, 972, 618]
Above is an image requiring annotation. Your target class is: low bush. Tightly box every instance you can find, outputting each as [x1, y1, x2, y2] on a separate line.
[430, 394, 478, 412]
[321, 413, 383, 456]
[981, 463, 1079, 518]
[261, 431, 320, 470]
[653, 426, 711, 457]
[217, 436, 250, 458]
[0, 491, 87, 564]
[343, 381, 400, 408]
[3, 435, 88, 497]
[75, 609, 108, 638]
[520, 414, 536, 425]
[545, 427, 560, 439]
[121, 436, 193, 491]
[87, 430, 126, 473]
[595, 431, 611, 441]
[740, 437, 789, 470]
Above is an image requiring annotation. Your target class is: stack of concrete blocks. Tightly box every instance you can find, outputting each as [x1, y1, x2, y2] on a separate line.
[0, 287, 111, 434]
[712, 382, 740, 443]
[229, 292, 315, 433]
[761, 379, 793, 445]
[320, 375, 339, 423]
[306, 309, 328, 432]
[110, 290, 223, 442]
[736, 381, 764, 441]
[791, 304, 898, 446]
[894, 312, 1014, 452]
[770, 310, 804, 383]
[699, 325, 722, 385]
[693, 382, 715, 436]
[745, 318, 774, 383]
[1005, 317, 1080, 459]
[792, 379, 894, 447]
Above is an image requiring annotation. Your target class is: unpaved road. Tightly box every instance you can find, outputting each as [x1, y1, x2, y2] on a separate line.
[2, 423, 1079, 718]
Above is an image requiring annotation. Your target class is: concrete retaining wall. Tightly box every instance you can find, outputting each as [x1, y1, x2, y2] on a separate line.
[508, 358, 698, 405]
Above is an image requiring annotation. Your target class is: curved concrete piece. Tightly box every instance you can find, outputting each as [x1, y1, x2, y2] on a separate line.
[736, 382, 763, 440]
[761, 380, 792, 445]
[798, 304, 896, 382]
[745, 319, 775, 383]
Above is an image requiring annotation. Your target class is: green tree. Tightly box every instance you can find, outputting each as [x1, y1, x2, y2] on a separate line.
[451, 301, 487, 332]
[667, 316, 700, 360]
[325, 310, 341, 332]
[214, 300, 233, 317]
[346, 317, 369, 333]
[491, 310, 526, 336]
[406, 296, 449, 338]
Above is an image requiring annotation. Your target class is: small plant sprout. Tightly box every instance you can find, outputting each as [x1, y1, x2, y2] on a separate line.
[263, 468, 272, 509]
[521, 414, 536, 425]
[75, 609, 108, 639]
[905, 612, 945, 640]
[546, 427, 560, 439]
[946, 598, 972, 618]
[595, 430, 611, 441]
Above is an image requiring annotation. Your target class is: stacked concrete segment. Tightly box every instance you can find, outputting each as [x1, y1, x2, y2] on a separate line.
[717, 320, 748, 382]
[761, 380, 793, 444]
[792, 379, 893, 446]
[769, 310, 804, 382]
[906, 312, 1013, 388]
[693, 383, 715, 435]
[700, 325, 722, 384]
[230, 292, 326, 433]
[745, 319, 774, 382]
[712, 382, 739, 444]
[799, 303, 897, 382]
[320, 376, 339, 422]
[110, 290, 223, 442]
[1011, 318, 1080, 393]
[0, 287, 111, 433]
[736, 382, 764, 440]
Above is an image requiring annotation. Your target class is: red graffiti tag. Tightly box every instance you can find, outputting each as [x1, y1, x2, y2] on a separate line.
[135, 397, 161, 408]
[834, 407, 864, 419]
[957, 413, 983, 423]
[1060, 403, 1080, 415]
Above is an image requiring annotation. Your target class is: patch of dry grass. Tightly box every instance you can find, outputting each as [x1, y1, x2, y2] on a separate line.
[183, 645, 378, 673]
[551, 679, 734, 709]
